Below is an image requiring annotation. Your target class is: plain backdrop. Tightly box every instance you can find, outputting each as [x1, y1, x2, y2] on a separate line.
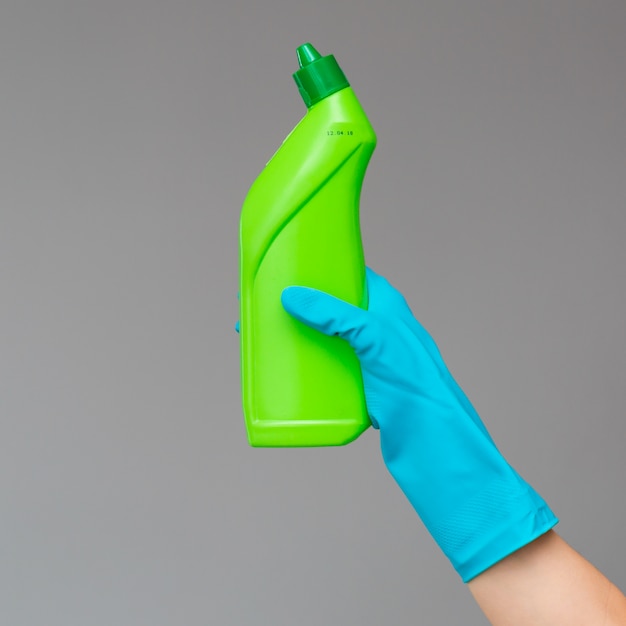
[1, 1, 625, 625]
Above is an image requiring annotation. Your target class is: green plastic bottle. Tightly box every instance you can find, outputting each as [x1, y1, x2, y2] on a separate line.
[239, 43, 377, 447]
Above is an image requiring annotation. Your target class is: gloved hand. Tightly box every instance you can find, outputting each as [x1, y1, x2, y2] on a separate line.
[281, 267, 558, 582]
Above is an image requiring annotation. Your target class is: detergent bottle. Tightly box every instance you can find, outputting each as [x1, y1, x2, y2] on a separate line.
[239, 43, 377, 446]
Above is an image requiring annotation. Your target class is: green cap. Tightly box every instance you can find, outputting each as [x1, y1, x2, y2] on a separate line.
[293, 43, 350, 108]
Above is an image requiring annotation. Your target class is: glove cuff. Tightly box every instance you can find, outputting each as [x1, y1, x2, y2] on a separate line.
[427, 476, 558, 583]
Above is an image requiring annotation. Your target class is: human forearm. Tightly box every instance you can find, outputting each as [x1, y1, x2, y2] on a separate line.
[468, 530, 626, 626]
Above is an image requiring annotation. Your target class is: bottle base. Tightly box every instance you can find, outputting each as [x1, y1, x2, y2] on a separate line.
[246, 419, 371, 447]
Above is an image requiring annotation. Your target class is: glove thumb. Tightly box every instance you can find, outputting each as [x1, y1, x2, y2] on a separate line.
[281, 286, 372, 354]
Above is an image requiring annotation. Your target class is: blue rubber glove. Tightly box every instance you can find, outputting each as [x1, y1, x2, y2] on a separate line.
[281, 267, 558, 582]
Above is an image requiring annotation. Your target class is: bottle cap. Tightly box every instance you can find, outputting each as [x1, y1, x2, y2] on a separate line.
[293, 43, 350, 108]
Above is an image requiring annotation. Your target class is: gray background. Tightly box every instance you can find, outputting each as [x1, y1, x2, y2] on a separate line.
[1, 1, 625, 624]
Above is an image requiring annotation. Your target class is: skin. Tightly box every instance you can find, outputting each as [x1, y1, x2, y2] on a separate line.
[468, 530, 626, 625]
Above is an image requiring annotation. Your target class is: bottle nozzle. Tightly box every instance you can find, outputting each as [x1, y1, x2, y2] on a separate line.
[293, 42, 350, 108]
[296, 43, 322, 68]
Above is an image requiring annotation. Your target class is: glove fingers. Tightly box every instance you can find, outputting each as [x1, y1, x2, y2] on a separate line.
[281, 286, 372, 353]
[235, 292, 240, 333]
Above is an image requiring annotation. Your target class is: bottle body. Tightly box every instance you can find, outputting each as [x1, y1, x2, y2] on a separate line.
[240, 87, 376, 446]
